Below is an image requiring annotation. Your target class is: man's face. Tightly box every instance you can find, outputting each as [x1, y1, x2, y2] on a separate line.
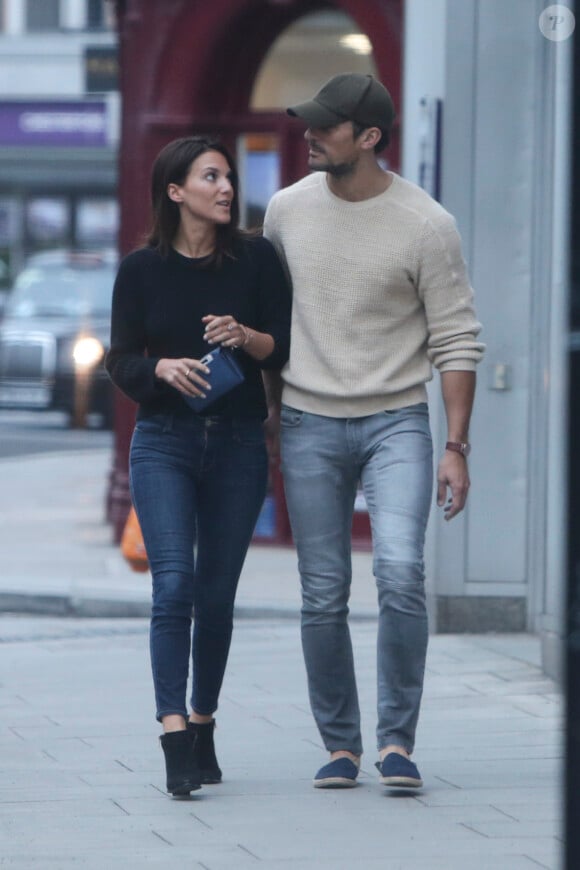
[304, 121, 362, 177]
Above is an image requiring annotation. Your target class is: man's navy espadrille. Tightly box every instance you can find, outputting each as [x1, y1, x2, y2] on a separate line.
[375, 753, 423, 789]
[313, 757, 359, 788]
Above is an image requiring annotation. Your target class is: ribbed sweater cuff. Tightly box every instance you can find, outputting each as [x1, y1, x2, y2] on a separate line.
[282, 383, 428, 418]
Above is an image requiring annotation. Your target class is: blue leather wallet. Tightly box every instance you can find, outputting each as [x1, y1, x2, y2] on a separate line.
[182, 346, 245, 412]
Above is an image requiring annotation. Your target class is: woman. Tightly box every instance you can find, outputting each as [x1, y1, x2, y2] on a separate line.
[106, 136, 291, 796]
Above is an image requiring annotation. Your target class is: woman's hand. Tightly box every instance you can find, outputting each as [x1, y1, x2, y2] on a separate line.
[202, 314, 247, 349]
[202, 314, 274, 360]
[154, 357, 211, 399]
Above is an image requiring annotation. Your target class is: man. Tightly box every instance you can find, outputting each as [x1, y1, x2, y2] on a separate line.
[263, 73, 484, 791]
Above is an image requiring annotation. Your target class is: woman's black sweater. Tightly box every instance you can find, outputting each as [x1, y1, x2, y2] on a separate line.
[105, 236, 291, 420]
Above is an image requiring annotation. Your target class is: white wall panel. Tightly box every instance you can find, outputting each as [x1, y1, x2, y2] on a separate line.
[465, 0, 538, 587]
[401, 0, 446, 186]
[435, 0, 569, 645]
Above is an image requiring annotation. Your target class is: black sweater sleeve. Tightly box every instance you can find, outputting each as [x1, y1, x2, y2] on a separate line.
[105, 252, 167, 404]
[250, 236, 291, 371]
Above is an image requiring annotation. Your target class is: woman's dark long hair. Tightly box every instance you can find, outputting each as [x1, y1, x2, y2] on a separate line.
[147, 136, 243, 266]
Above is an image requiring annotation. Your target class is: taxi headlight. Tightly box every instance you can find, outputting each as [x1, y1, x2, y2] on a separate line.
[73, 337, 104, 368]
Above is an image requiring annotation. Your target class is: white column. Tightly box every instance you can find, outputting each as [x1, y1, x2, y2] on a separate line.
[402, 0, 447, 626]
[401, 0, 447, 185]
[4, 0, 26, 35]
[61, 0, 86, 30]
[542, 16, 573, 676]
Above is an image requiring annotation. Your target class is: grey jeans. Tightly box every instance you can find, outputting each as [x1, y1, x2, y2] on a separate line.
[280, 404, 433, 756]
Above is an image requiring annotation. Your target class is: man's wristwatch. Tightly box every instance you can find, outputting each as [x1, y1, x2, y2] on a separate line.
[445, 441, 471, 457]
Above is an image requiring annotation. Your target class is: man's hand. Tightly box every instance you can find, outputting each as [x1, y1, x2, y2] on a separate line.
[436, 451, 470, 521]
[263, 406, 281, 465]
[438, 370, 475, 520]
[262, 371, 283, 465]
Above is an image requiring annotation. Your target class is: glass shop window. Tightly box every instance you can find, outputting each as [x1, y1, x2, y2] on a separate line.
[87, 0, 111, 30]
[76, 198, 119, 247]
[237, 134, 280, 230]
[26, 0, 60, 31]
[25, 198, 70, 249]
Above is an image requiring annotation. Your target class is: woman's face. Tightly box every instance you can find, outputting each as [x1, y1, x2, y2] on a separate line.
[167, 150, 234, 226]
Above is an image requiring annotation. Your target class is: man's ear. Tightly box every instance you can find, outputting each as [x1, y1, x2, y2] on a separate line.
[167, 183, 183, 203]
[360, 127, 381, 151]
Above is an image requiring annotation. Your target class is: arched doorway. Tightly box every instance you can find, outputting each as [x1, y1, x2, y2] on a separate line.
[241, 10, 387, 233]
[109, 0, 403, 542]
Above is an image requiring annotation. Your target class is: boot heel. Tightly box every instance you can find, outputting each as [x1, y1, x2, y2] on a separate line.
[188, 719, 222, 784]
[160, 730, 201, 795]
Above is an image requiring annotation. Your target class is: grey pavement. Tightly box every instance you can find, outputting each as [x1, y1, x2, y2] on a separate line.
[0, 447, 374, 620]
[0, 448, 564, 869]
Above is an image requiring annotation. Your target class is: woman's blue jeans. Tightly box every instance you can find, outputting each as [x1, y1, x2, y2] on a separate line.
[130, 413, 268, 722]
[280, 403, 433, 756]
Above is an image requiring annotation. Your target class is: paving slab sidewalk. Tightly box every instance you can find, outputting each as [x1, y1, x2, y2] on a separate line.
[0, 615, 563, 870]
[0, 448, 564, 868]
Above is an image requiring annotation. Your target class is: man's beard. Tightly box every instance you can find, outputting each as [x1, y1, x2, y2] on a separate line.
[309, 154, 357, 178]
[324, 160, 357, 178]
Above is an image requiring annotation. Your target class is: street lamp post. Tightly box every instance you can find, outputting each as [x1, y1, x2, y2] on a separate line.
[567, 350, 580, 868]
[566, 20, 579, 868]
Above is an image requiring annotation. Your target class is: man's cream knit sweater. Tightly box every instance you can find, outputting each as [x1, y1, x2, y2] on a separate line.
[263, 171, 484, 418]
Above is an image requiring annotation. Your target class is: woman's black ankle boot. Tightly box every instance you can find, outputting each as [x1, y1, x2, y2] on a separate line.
[160, 730, 201, 796]
[187, 719, 222, 784]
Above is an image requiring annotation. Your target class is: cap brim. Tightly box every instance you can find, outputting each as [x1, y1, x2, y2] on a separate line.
[286, 99, 344, 127]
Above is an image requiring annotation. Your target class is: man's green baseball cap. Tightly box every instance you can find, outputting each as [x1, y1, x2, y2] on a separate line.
[287, 73, 395, 130]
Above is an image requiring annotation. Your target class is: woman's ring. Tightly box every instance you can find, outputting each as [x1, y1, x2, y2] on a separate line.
[227, 323, 235, 331]
[186, 368, 191, 378]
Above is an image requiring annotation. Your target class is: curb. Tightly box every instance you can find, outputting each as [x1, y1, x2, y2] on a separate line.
[0, 592, 378, 622]
[0, 592, 151, 619]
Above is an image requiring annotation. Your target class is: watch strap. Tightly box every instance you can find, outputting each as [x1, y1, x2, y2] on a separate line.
[445, 441, 471, 457]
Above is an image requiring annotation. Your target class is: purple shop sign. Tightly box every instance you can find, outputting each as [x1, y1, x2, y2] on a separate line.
[0, 100, 109, 147]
